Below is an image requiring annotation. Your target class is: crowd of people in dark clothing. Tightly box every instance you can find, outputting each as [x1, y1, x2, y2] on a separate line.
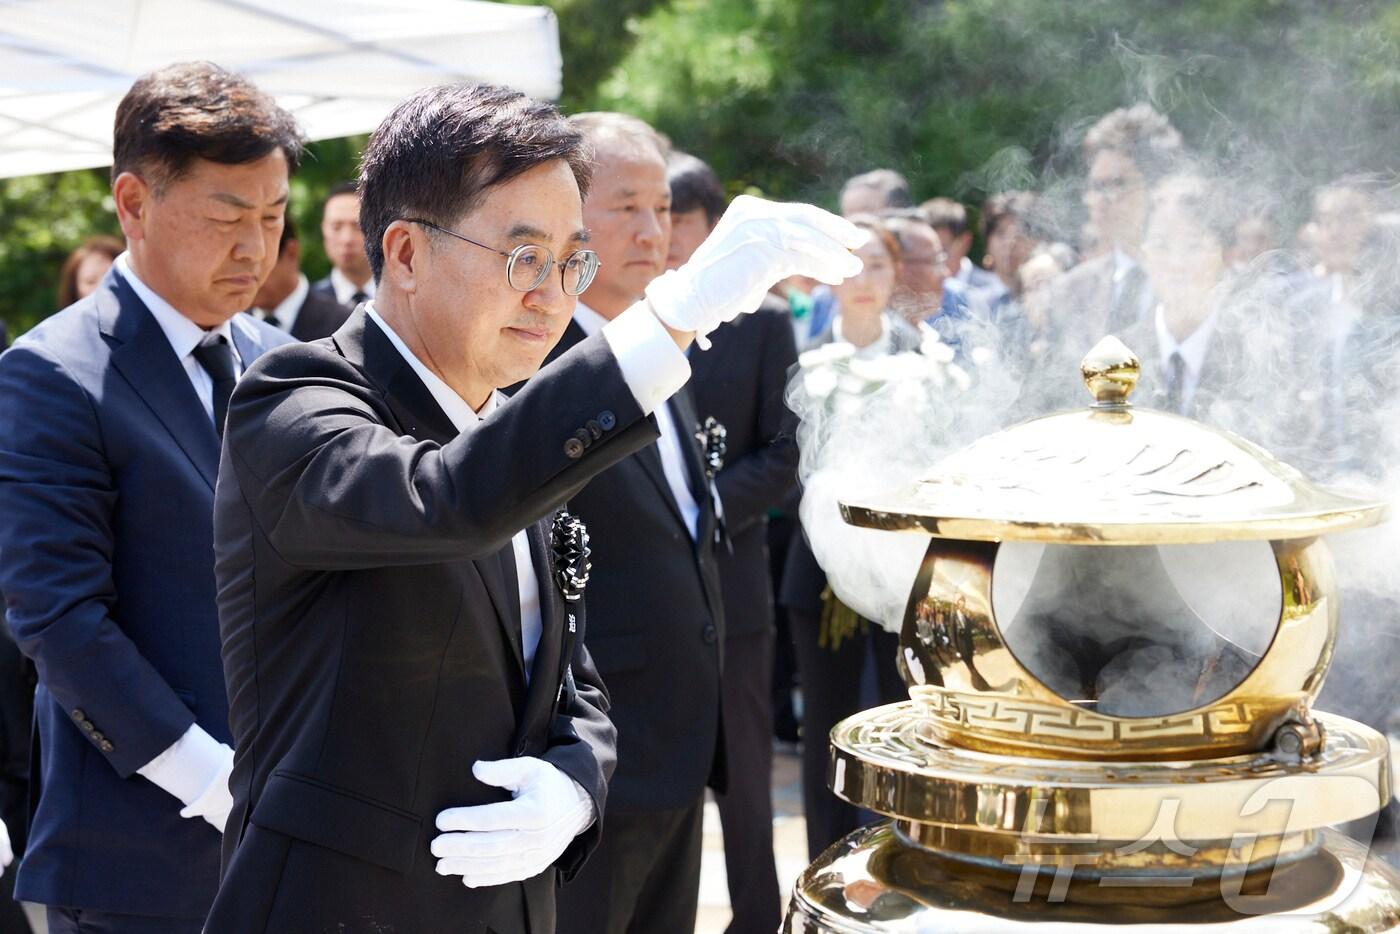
[0, 81, 1396, 934]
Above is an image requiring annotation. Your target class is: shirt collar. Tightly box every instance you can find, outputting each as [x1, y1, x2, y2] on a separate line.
[364, 303, 496, 431]
[832, 312, 894, 359]
[1111, 249, 1137, 285]
[256, 274, 309, 329]
[572, 302, 608, 337]
[330, 267, 375, 306]
[1153, 302, 1218, 376]
[115, 252, 236, 360]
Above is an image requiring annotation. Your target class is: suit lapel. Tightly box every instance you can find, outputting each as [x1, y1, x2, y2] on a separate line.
[515, 519, 568, 746]
[669, 386, 717, 548]
[100, 272, 220, 490]
[634, 441, 688, 531]
[350, 311, 526, 681]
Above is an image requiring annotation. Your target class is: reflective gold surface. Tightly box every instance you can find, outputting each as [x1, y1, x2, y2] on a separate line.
[839, 342, 1387, 545]
[896, 536, 1336, 759]
[827, 704, 1390, 843]
[790, 337, 1399, 931]
[785, 824, 1400, 931]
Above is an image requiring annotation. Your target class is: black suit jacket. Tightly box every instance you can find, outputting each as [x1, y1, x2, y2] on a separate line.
[207, 309, 656, 934]
[687, 295, 800, 637]
[541, 320, 727, 813]
[289, 286, 352, 341]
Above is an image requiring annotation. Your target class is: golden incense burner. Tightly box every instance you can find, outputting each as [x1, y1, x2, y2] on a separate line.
[785, 337, 1400, 931]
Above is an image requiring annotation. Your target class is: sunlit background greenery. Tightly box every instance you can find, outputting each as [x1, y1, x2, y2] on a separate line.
[2, 0, 1397, 335]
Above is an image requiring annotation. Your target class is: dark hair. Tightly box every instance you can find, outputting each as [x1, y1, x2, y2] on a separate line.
[981, 190, 1038, 241]
[276, 214, 298, 257]
[920, 197, 969, 237]
[358, 84, 592, 281]
[57, 235, 125, 308]
[1082, 104, 1183, 183]
[878, 211, 942, 259]
[841, 169, 912, 209]
[846, 214, 903, 265]
[112, 62, 303, 191]
[667, 152, 727, 226]
[321, 180, 359, 216]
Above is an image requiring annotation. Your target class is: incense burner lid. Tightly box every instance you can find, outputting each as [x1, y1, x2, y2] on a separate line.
[839, 337, 1387, 544]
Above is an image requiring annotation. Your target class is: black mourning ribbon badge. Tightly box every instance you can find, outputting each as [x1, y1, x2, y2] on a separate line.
[698, 417, 728, 479]
[550, 511, 591, 602]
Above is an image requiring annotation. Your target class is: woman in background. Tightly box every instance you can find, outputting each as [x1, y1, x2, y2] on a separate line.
[781, 216, 916, 860]
[56, 235, 124, 309]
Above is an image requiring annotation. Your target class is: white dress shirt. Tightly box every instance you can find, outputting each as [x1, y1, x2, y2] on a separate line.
[575, 303, 701, 540]
[115, 253, 243, 423]
[366, 305, 544, 677]
[254, 273, 310, 333]
[329, 267, 376, 307]
[1153, 303, 1219, 414]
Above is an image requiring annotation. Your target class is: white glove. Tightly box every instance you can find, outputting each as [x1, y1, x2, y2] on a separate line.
[178, 744, 234, 833]
[645, 194, 868, 349]
[432, 757, 595, 889]
[0, 817, 12, 878]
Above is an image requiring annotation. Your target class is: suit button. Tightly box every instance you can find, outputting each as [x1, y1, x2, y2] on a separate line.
[90, 731, 105, 743]
[99, 740, 114, 753]
[80, 720, 95, 733]
[71, 709, 85, 722]
[574, 428, 592, 448]
[702, 624, 718, 644]
[585, 420, 603, 440]
[598, 411, 616, 431]
[564, 438, 585, 459]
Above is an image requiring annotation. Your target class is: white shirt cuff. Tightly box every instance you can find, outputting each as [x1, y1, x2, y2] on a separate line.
[601, 300, 691, 415]
[136, 723, 230, 806]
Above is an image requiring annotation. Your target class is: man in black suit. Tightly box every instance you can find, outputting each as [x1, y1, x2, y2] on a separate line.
[1039, 105, 1185, 401]
[666, 152, 799, 934]
[549, 112, 727, 934]
[0, 63, 298, 934]
[310, 180, 376, 310]
[206, 85, 865, 933]
[250, 215, 351, 340]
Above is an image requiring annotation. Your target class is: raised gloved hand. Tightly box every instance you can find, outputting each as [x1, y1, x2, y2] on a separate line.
[0, 816, 12, 878]
[178, 743, 234, 833]
[432, 757, 595, 889]
[645, 194, 868, 349]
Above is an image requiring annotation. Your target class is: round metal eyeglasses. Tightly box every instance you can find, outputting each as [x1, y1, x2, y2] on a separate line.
[403, 218, 601, 296]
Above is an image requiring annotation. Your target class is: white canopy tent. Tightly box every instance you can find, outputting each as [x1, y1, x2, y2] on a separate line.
[0, 0, 563, 179]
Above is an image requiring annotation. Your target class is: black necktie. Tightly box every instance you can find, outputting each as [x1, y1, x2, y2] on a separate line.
[263, 313, 282, 330]
[192, 336, 237, 436]
[1165, 350, 1187, 414]
[350, 290, 368, 307]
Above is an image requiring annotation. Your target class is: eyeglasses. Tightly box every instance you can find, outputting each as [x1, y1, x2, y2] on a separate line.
[403, 218, 601, 296]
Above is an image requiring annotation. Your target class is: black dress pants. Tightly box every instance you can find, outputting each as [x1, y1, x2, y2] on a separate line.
[714, 628, 781, 934]
[788, 606, 903, 861]
[556, 800, 704, 934]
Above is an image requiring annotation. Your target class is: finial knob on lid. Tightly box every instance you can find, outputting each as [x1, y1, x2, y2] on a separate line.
[1081, 336, 1140, 406]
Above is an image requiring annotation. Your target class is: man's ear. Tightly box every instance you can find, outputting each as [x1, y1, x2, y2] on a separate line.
[112, 172, 152, 243]
[381, 221, 421, 295]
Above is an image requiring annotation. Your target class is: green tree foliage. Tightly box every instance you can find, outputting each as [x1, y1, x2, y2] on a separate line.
[597, 0, 1400, 217]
